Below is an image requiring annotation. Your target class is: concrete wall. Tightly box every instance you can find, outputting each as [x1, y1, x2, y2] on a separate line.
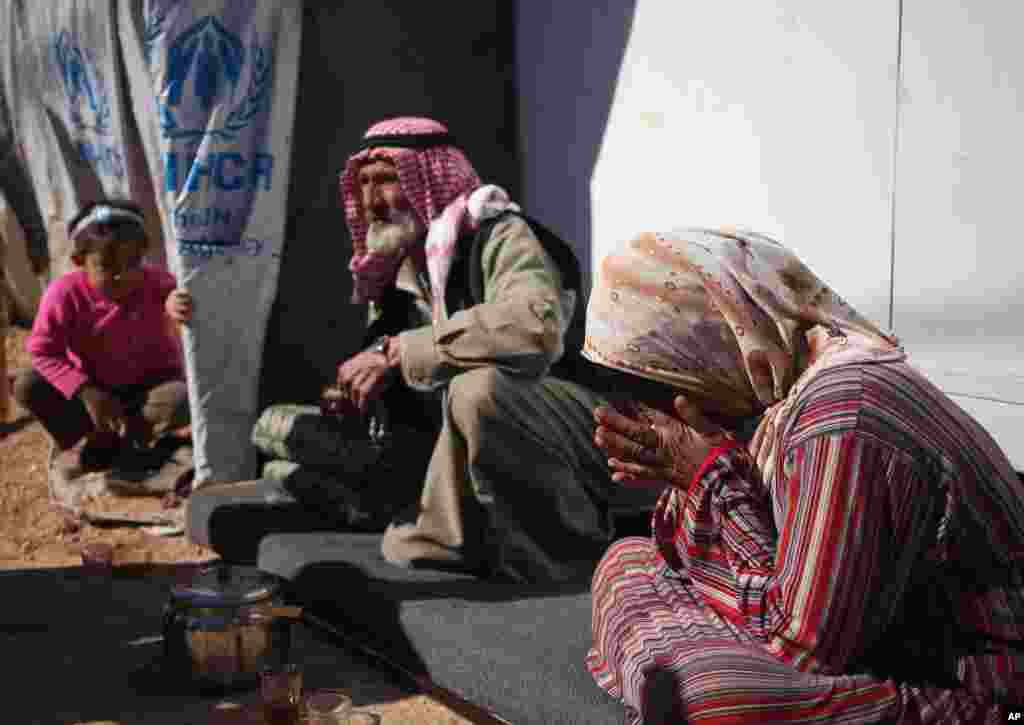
[515, 0, 1023, 468]
[590, 1, 899, 325]
[888, 0, 1024, 465]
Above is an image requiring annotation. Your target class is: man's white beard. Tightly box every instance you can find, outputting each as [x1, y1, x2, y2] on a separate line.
[365, 209, 423, 257]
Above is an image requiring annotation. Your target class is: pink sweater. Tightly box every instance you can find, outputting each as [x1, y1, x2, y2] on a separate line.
[27, 266, 184, 399]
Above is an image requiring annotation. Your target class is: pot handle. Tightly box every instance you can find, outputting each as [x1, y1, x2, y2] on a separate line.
[265, 606, 303, 620]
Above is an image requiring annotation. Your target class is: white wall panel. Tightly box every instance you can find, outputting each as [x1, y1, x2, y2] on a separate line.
[591, 0, 899, 329]
[894, 1, 1024, 467]
[516, 0, 1023, 467]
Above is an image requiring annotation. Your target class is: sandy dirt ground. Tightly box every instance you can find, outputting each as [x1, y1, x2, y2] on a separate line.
[2, 325, 477, 725]
[0, 325, 215, 571]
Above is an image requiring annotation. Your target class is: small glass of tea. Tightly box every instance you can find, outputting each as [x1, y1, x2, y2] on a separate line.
[305, 690, 353, 724]
[320, 384, 359, 419]
[260, 663, 304, 725]
[80, 542, 115, 576]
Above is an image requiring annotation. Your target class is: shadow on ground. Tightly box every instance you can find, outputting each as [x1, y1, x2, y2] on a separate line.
[0, 412, 34, 438]
[1, 563, 408, 725]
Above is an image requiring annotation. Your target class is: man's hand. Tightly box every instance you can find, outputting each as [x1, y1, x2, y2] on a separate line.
[593, 396, 733, 490]
[78, 384, 128, 436]
[336, 336, 402, 413]
[165, 289, 193, 324]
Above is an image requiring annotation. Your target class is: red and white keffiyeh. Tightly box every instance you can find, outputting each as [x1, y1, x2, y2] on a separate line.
[339, 117, 517, 321]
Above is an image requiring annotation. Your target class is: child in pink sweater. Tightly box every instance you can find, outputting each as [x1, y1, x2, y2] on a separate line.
[14, 200, 193, 472]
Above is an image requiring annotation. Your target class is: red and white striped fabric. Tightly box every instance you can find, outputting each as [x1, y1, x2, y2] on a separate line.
[588, 355, 1023, 723]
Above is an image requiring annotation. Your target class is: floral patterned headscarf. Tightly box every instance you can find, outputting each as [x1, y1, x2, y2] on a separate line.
[583, 228, 899, 419]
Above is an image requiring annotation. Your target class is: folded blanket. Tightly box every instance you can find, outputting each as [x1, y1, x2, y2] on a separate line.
[260, 460, 380, 528]
[261, 460, 407, 531]
[251, 404, 383, 470]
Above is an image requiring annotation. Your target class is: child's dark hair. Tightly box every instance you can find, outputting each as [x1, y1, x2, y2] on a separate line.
[67, 199, 147, 241]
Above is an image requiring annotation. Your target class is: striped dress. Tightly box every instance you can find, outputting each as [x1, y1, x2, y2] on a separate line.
[588, 353, 1024, 723]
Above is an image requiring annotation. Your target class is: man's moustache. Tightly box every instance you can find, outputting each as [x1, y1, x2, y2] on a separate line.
[365, 215, 423, 257]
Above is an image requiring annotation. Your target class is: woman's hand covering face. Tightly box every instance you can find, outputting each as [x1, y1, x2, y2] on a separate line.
[593, 396, 734, 490]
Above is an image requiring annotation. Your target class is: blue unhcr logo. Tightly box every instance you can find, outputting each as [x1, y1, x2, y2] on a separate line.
[163, 150, 274, 194]
[52, 30, 111, 135]
[51, 30, 110, 136]
[158, 15, 273, 144]
[51, 30, 125, 178]
[179, 237, 265, 260]
[143, 0, 176, 67]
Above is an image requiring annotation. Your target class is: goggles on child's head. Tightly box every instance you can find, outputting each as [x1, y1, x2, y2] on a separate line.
[69, 204, 146, 244]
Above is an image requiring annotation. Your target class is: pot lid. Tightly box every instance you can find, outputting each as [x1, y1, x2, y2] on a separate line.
[170, 565, 281, 607]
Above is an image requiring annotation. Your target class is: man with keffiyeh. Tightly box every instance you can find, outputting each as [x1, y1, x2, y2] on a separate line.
[333, 117, 657, 583]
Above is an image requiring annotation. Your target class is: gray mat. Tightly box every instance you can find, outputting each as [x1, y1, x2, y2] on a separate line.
[0, 565, 412, 724]
[186, 478, 339, 563]
[258, 532, 625, 725]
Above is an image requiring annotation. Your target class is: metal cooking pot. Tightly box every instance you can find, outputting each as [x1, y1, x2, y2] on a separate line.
[162, 564, 301, 691]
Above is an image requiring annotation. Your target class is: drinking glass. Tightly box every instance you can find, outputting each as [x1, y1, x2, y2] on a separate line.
[260, 663, 303, 725]
[80, 542, 114, 576]
[305, 690, 353, 725]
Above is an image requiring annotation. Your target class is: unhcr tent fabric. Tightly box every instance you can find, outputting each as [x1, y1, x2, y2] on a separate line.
[0, 195, 43, 323]
[0, 0, 157, 279]
[118, 1, 300, 485]
[1, 0, 301, 485]
[0, 78, 47, 322]
[1, 1, 301, 485]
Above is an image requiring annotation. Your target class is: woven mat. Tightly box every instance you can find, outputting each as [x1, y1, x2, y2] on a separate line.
[48, 440, 193, 533]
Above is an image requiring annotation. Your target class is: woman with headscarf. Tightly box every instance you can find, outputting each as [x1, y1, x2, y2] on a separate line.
[585, 228, 1023, 722]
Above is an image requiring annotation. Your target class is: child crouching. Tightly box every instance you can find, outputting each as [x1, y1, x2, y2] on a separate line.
[13, 200, 193, 476]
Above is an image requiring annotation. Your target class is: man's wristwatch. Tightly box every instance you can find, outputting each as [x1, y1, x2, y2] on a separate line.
[369, 335, 390, 357]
